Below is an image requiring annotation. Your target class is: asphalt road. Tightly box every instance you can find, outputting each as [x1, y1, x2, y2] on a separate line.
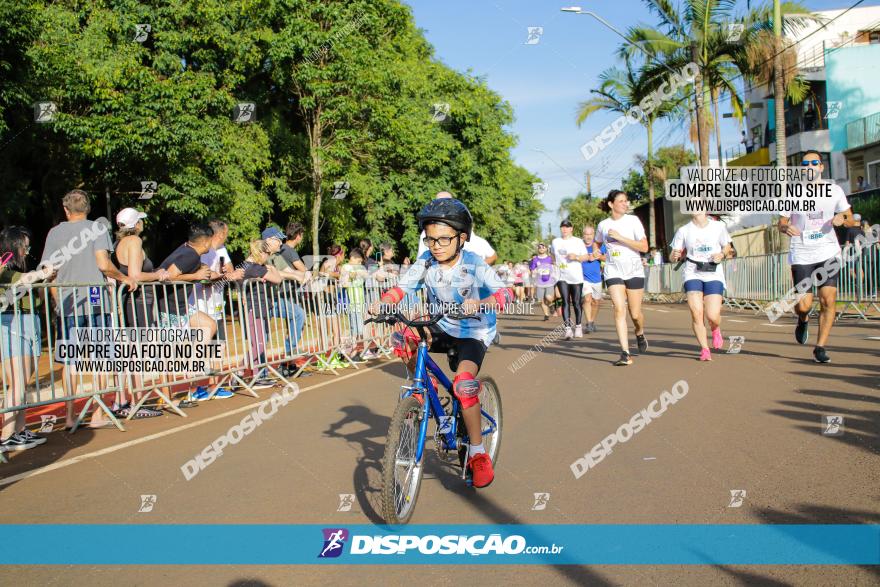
[1, 302, 878, 586]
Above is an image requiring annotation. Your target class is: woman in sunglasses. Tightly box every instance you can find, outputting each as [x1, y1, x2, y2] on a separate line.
[669, 213, 733, 361]
[777, 151, 852, 363]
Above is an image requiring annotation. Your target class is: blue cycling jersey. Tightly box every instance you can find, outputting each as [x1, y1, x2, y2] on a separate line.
[396, 249, 505, 347]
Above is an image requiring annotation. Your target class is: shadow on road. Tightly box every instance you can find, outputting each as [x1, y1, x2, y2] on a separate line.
[323, 404, 391, 524]
[0, 426, 97, 493]
[749, 502, 880, 582]
[766, 386, 879, 455]
[322, 402, 614, 585]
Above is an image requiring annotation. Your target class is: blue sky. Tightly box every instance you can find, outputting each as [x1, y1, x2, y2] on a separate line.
[404, 0, 858, 236]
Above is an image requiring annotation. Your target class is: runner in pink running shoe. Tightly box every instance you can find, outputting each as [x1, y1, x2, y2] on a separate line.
[670, 212, 733, 360]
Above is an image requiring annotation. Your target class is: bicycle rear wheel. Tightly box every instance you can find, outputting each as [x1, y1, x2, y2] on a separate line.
[381, 395, 425, 524]
[479, 377, 503, 465]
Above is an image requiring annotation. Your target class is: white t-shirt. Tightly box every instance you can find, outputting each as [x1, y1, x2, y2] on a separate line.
[781, 182, 850, 265]
[191, 246, 229, 319]
[670, 219, 731, 285]
[551, 236, 587, 284]
[416, 230, 496, 261]
[596, 215, 647, 280]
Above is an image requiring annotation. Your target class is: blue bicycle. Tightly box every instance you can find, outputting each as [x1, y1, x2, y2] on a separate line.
[366, 309, 503, 524]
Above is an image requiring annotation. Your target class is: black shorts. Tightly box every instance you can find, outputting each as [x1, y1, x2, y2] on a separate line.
[791, 259, 840, 290]
[427, 325, 487, 372]
[604, 277, 645, 290]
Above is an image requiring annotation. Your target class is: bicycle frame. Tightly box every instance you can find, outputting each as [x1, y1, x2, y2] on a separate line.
[404, 339, 498, 463]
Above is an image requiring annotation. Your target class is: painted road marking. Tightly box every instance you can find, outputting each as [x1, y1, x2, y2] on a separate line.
[0, 364, 388, 487]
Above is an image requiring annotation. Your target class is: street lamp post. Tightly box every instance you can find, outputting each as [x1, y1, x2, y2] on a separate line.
[561, 6, 704, 165]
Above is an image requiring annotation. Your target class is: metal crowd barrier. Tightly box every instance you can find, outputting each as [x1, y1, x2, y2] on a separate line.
[0, 282, 125, 436]
[116, 279, 259, 418]
[0, 272, 410, 449]
[644, 243, 880, 319]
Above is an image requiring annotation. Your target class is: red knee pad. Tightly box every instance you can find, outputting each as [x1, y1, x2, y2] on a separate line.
[453, 372, 482, 409]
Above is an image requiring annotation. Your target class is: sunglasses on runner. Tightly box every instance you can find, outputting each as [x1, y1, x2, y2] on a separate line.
[801, 159, 821, 166]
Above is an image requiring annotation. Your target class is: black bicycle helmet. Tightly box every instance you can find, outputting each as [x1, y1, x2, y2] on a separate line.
[417, 198, 473, 240]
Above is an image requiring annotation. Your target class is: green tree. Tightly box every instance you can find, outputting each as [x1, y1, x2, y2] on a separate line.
[559, 193, 606, 232]
[1, 0, 542, 261]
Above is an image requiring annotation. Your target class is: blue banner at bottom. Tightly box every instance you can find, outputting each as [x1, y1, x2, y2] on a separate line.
[2, 524, 877, 565]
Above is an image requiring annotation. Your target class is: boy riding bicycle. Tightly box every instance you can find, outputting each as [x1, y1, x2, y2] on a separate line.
[369, 198, 513, 488]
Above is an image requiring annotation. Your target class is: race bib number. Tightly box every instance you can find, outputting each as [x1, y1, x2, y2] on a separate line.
[802, 229, 824, 242]
[694, 243, 714, 261]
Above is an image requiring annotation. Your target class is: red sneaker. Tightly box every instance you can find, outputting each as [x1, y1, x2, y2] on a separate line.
[467, 452, 494, 488]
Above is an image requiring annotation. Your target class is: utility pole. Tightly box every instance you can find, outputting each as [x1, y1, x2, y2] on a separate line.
[586, 171, 591, 198]
[773, 0, 786, 168]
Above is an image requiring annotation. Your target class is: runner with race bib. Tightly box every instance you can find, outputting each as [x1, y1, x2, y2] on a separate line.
[595, 190, 649, 366]
[778, 151, 852, 363]
[670, 212, 732, 361]
[551, 220, 588, 340]
[529, 243, 556, 321]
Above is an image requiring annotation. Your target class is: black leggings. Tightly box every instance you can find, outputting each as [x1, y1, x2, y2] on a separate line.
[556, 282, 583, 327]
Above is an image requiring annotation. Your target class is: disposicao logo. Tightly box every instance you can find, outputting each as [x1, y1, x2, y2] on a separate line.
[318, 528, 349, 558]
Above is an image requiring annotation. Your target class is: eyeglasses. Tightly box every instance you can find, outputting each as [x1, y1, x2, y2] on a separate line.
[801, 159, 821, 166]
[423, 236, 456, 248]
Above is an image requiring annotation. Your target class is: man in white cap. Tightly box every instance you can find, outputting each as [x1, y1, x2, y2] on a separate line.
[416, 191, 498, 264]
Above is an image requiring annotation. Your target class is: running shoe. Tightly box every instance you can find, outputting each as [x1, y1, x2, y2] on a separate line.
[574, 325, 583, 338]
[813, 346, 831, 363]
[467, 452, 494, 488]
[564, 327, 573, 340]
[20, 429, 47, 445]
[588, 322, 597, 333]
[543, 315, 549, 321]
[636, 334, 649, 353]
[251, 377, 275, 389]
[795, 318, 809, 345]
[699, 348, 712, 361]
[361, 349, 378, 360]
[113, 402, 132, 418]
[133, 407, 163, 418]
[193, 387, 235, 400]
[614, 352, 632, 366]
[1, 433, 38, 452]
[711, 328, 723, 350]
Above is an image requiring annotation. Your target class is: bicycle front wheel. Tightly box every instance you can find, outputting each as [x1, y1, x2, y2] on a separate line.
[381, 395, 425, 524]
[479, 377, 503, 466]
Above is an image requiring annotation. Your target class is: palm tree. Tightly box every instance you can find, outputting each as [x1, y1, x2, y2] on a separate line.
[739, 1, 821, 164]
[576, 59, 680, 246]
[623, 0, 751, 167]
[628, 1, 818, 167]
